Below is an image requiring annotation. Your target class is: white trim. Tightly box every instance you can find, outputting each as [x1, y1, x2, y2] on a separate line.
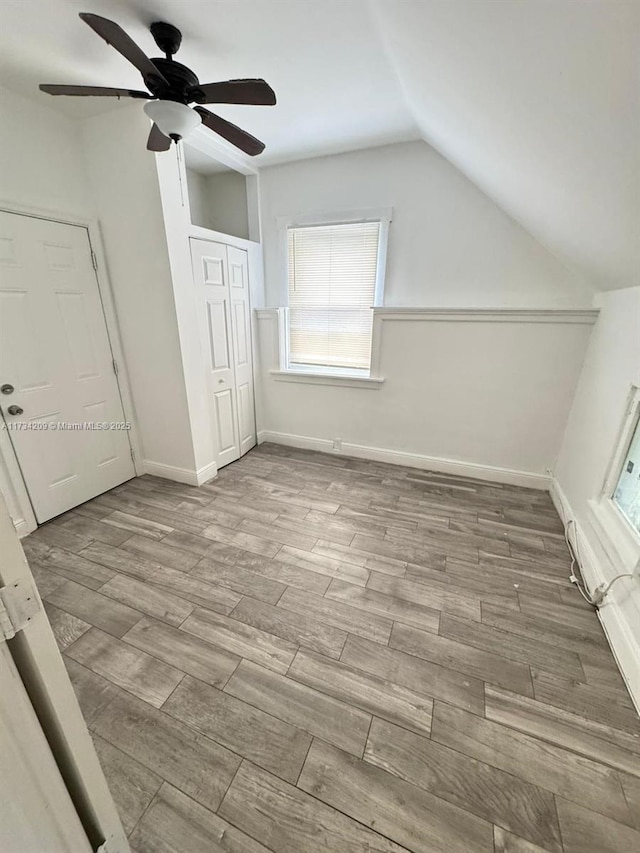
[372, 308, 599, 324]
[180, 129, 259, 177]
[13, 518, 31, 539]
[589, 499, 640, 575]
[143, 460, 199, 486]
[86, 220, 144, 474]
[0, 201, 143, 533]
[276, 206, 393, 230]
[258, 430, 550, 489]
[550, 478, 640, 714]
[0, 425, 37, 536]
[188, 223, 260, 250]
[258, 307, 599, 325]
[268, 370, 384, 390]
[141, 459, 218, 486]
[374, 218, 390, 307]
[587, 386, 640, 572]
[195, 460, 218, 485]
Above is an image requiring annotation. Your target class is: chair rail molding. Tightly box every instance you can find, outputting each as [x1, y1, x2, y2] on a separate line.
[257, 307, 600, 324]
[371, 307, 599, 324]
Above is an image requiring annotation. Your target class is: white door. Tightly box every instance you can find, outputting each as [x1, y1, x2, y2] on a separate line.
[227, 245, 257, 457]
[191, 239, 256, 468]
[0, 642, 93, 853]
[0, 212, 135, 523]
[0, 492, 129, 853]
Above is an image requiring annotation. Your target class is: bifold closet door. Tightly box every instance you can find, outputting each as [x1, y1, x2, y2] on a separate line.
[190, 238, 256, 468]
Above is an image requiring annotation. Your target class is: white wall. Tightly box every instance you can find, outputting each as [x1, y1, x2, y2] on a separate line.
[185, 167, 250, 240]
[553, 287, 640, 704]
[80, 105, 196, 474]
[205, 171, 250, 240]
[255, 138, 596, 486]
[555, 288, 640, 514]
[0, 86, 92, 217]
[258, 311, 595, 485]
[185, 168, 210, 230]
[259, 140, 592, 309]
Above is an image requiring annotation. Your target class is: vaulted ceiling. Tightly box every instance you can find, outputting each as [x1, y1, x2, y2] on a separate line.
[0, 0, 637, 290]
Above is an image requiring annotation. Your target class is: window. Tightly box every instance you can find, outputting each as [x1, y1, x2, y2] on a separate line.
[589, 387, 640, 572]
[285, 219, 386, 376]
[612, 408, 640, 535]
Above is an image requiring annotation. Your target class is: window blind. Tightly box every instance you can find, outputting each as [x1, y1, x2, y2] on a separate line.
[287, 221, 380, 371]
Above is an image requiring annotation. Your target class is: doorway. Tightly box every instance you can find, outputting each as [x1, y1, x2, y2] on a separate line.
[0, 211, 136, 523]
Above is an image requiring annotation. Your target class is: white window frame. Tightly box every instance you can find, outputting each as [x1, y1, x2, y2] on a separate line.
[588, 385, 640, 573]
[274, 208, 391, 384]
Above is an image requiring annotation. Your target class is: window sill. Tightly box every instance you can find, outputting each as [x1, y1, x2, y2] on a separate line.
[268, 369, 384, 390]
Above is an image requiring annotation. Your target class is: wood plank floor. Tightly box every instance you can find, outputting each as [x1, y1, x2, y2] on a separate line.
[24, 443, 640, 853]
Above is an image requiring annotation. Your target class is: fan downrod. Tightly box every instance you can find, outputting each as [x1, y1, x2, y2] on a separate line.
[150, 21, 182, 58]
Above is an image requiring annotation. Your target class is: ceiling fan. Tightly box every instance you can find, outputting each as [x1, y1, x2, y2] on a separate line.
[39, 13, 276, 155]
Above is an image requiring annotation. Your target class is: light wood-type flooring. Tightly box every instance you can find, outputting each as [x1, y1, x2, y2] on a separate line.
[23, 443, 640, 853]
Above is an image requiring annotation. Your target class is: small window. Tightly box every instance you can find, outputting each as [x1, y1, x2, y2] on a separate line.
[613, 411, 640, 535]
[286, 220, 386, 375]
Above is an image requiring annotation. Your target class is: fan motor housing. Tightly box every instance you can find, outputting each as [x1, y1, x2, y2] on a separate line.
[148, 58, 199, 102]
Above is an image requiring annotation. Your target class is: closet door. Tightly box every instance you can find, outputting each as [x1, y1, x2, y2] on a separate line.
[227, 246, 257, 457]
[190, 239, 256, 468]
[191, 239, 241, 468]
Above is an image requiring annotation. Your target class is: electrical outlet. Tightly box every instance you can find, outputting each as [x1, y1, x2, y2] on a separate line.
[332, 438, 342, 452]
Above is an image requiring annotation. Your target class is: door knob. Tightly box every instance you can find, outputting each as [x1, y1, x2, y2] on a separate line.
[1, 384, 14, 395]
[218, 379, 225, 384]
[7, 405, 23, 416]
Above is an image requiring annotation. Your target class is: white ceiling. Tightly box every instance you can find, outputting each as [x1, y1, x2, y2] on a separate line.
[0, 0, 637, 290]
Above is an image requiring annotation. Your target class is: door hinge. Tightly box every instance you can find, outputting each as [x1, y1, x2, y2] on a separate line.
[0, 579, 40, 641]
[130, 448, 136, 462]
[91, 250, 98, 271]
[112, 358, 118, 376]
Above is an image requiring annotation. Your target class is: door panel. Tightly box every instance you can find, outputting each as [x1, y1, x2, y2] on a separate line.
[214, 388, 237, 453]
[232, 299, 249, 367]
[227, 246, 256, 457]
[206, 299, 231, 370]
[56, 291, 100, 380]
[191, 239, 256, 469]
[237, 381, 253, 447]
[0, 213, 135, 522]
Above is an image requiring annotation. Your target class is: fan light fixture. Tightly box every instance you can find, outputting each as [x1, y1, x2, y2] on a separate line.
[39, 14, 276, 154]
[143, 99, 201, 142]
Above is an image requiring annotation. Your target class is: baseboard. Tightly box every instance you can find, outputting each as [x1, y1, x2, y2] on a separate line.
[257, 430, 550, 489]
[195, 460, 218, 486]
[14, 517, 33, 539]
[550, 478, 640, 714]
[142, 459, 207, 486]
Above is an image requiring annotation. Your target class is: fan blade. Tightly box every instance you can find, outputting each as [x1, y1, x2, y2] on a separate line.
[40, 84, 149, 98]
[190, 79, 276, 106]
[147, 123, 171, 152]
[79, 13, 167, 85]
[194, 107, 265, 156]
